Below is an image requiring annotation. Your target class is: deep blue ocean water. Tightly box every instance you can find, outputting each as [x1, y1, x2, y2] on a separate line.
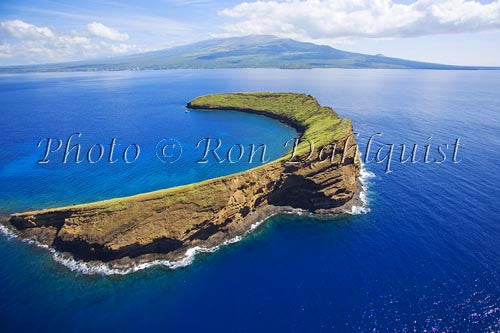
[0, 69, 499, 332]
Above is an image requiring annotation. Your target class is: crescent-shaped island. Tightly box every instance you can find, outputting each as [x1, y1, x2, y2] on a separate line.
[2, 92, 361, 270]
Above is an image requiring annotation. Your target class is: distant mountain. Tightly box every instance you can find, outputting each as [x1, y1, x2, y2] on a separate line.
[1, 35, 497, 72]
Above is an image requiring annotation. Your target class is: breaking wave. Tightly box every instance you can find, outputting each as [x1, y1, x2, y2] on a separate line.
[0, 224, 16, 239]
[349, 164, 375, 215]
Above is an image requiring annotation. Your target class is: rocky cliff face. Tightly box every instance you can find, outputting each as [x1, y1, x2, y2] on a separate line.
[4, 93, 360, 266]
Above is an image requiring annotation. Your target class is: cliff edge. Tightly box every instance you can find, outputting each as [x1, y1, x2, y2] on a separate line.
[4, 92, 360, 267]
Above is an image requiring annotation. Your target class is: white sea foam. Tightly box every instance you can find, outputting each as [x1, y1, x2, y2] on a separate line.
[49, 234, 251, 275]
[0, 224, 16, 239]
[348, 163, 375, 215]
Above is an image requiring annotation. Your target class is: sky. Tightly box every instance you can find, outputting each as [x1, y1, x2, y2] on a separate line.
[1, 0, 500, 66]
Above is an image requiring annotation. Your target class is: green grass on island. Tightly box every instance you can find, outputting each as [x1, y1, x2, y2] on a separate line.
[188, 92, 351, 156]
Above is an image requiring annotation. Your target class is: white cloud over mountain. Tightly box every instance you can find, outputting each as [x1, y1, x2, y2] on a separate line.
[0, 20, 55, 40]
[87, 22, 129, 41]
[219, 0, 500, 41]
[0, 20, 140, 65]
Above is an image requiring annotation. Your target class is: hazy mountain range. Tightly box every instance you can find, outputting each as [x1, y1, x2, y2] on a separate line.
[1, 35, 497, 72]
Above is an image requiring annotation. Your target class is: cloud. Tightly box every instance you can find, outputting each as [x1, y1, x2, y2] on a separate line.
[0, 20, 55, 40]
[110, 43, 138, 53]
[0, 20, 142, 65]
[86, 22, 129, 41]
[219, 0, 500, 42]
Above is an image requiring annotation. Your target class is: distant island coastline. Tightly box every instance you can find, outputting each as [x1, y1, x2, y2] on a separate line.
[1, 35, 498, 73]
[1, 92, 361, 271]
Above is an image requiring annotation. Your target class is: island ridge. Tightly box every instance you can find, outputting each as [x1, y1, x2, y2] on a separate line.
[2, 92, 360, 267]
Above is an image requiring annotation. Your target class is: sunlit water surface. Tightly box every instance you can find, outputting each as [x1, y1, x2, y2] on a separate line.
[0, 69, 499, 332]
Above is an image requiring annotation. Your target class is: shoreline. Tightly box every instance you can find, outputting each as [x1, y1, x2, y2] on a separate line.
[1, 93, 362, 271]
[0, 167, 374, 275]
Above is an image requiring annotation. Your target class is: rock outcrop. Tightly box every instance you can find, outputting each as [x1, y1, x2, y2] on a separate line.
[4, 93, 360, 265]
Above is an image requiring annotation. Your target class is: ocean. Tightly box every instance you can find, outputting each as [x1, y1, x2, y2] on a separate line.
[0, 69, 499, 332]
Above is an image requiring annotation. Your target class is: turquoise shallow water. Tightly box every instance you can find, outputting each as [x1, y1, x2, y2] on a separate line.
[0, 69, 499, 332]
[0, 71, 296, 214]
